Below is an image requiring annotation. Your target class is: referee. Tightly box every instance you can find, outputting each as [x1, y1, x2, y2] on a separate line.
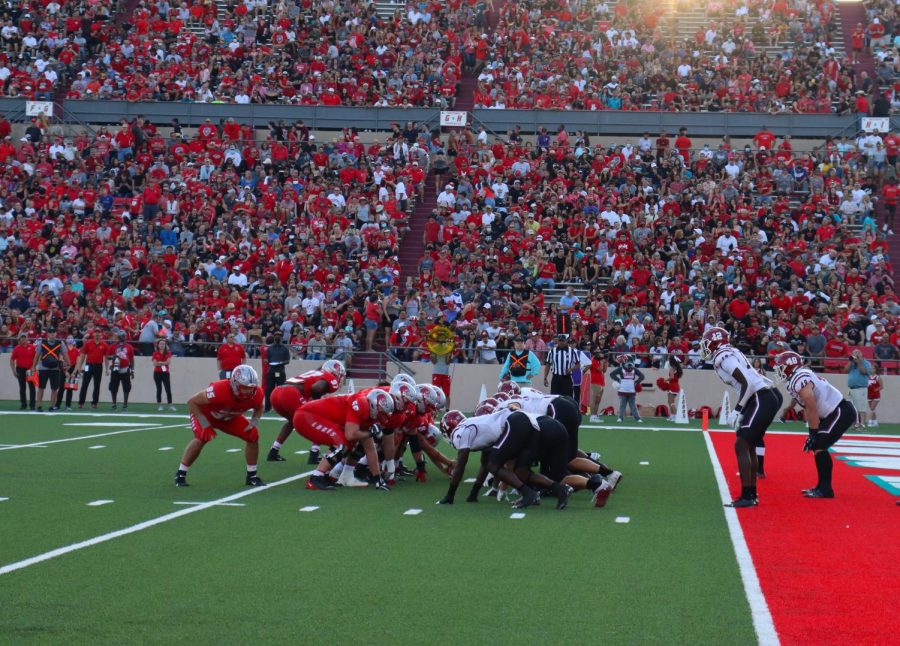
[543, 334, 578, 398]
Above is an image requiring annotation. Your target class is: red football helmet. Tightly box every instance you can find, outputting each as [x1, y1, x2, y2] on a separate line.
[474, 397, 499, 417]
[774, 351, 803, 383]
[497, 381, 521, 396]
[492, 392, 511, 403]
[440, 410, 466, 437]
[700, 326, 730, 359]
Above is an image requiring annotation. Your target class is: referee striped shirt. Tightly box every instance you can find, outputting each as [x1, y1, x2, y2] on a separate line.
[547, 345, 579, 376]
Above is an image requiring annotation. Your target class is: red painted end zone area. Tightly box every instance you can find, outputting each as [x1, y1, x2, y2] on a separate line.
[710, 432, 900, 646]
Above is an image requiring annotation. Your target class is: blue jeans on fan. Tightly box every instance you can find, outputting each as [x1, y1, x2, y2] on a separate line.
[618, 393, 641, 421]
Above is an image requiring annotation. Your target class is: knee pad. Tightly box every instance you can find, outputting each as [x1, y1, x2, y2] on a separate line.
[325, 445, 346, 467]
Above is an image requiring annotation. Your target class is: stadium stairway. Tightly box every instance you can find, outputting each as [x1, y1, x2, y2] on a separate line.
[837, 2, 877, 81]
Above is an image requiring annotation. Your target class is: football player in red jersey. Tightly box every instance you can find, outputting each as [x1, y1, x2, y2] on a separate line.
[175, 365, 266, 487]
[266, 360, 346, 463]
[295, 389, 395, 491]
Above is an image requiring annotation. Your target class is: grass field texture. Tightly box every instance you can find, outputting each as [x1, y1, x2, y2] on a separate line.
[1, 404, 898, 644]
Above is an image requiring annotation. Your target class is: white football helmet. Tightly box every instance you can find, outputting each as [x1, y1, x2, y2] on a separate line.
[391, 373, 417, 388]
[230, 365, 259, 399]
[321, 359, 346, 385]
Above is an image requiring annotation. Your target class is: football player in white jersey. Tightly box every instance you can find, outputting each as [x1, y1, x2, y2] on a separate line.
[437, 407, 573, 510]
[775, 351, 857, 498]
[701, 326, 783, 508]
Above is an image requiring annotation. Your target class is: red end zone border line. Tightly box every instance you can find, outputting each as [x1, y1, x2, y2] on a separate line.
[708, 431, 900, 646]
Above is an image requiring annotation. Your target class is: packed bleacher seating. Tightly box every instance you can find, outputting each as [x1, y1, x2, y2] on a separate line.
[0, 109, 897, 373]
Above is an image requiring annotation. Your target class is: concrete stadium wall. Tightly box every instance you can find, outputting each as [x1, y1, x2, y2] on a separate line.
[6, 98, 894, 137]
[4, 357, 897, 422]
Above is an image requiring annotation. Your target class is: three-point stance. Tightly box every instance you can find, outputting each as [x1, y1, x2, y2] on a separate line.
[175, 365, 266, 487]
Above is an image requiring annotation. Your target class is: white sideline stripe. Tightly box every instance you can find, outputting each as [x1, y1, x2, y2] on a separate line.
[0, 470, 315, 577]
[0, 423, 188, 452]
[173, 502, 245, 507]
[0, 411, 285, 422]
[702, 431, 779, 646]
[64, 423, 161, 428]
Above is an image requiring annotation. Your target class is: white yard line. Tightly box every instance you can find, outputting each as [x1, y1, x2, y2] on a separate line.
[0, 470, 314, 577]
[702, 431, 780, 646]
[0, 423, 189, 452]
[0, 411, 287, 422]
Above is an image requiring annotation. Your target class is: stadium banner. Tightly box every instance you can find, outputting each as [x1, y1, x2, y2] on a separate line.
[440, 111, 468, 127]
[25, 101, 54, 117]
[861, 117, 890, 133]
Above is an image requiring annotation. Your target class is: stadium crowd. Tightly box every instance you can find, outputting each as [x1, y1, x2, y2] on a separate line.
[0, 107, 898, 376]
[0, 0, 896, 114]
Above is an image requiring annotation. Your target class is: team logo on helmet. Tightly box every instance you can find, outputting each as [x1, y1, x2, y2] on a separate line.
[390, 381, 422, 409]
[366, 389, 395, 420]
[321, 359, 346, 384]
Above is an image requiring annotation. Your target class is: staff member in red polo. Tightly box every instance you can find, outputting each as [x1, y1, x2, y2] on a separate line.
[10, 335, 37, 410]
[152, 338, 176, 411]
[217, 330, 247, 379]
[76, 329, 109, 409]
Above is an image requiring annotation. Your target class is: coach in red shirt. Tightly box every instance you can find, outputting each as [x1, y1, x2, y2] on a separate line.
[77, 329, 109, 409]
[10, 335, 36, 409]
[217, 332, 247, 378]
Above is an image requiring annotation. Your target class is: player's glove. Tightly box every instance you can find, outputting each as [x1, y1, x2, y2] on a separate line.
[369, 474, 391, 491]
[803, 430, 818, 452]
[198, 426, 217, 442]
[726, 409, 742, 431]
[368, 424, 383, 440]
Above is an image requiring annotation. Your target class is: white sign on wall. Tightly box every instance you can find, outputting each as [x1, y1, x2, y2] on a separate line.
[861, 117, 890, 133]
[439, 111, 468, 127]
[25, 101, 54, 117]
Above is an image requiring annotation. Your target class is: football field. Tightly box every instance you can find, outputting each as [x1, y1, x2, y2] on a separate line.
[1, 403, 898, 645]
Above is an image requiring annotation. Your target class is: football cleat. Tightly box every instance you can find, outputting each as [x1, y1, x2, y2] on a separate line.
[512, 487, 540, 509]
[396, 462, 417, 478]
[556, 484, 574, 510]
[306, 449, 320, 465]
[174, 473, 189, 487]
[305, 475, 337, 490]
[337, 468, 369, 488]
[245, 474, 266, 487]
[592, 481, 613, 508]
[267, 448, 286, 462]
[725, 497, 758, 508]
[606, 471, 623, 491]
[802, 488, 834, 499]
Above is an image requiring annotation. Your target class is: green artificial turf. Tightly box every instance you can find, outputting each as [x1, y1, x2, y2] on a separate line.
[0, 407, 765, 644]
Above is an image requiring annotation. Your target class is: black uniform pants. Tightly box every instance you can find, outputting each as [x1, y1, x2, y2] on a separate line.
[550, 374, 574, 398]
[78, 364, 103, 406]
[15, 367, 35, 409]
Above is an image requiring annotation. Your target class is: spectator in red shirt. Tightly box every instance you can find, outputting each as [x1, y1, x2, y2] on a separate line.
[76, 330, 109, 409]
[217, 331, 247, 378]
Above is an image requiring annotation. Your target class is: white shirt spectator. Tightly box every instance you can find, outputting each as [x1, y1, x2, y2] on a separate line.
[437, 187, 456, 208]
[716, 233, 739, 254]
[227, 270, 248, 287]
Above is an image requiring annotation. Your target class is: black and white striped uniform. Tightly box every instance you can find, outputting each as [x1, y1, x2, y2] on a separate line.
[546, 346, 579, 397]
[787, 368, 856, 450]
[713, 345, 782, 441]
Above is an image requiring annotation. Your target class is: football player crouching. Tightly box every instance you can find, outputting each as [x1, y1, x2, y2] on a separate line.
[500, 389, 621, 507]
[267, 359, 346, 464]
[175, 365, 267, 488]
[437, 403, 574, 510]
[294, 388, 395, 491]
